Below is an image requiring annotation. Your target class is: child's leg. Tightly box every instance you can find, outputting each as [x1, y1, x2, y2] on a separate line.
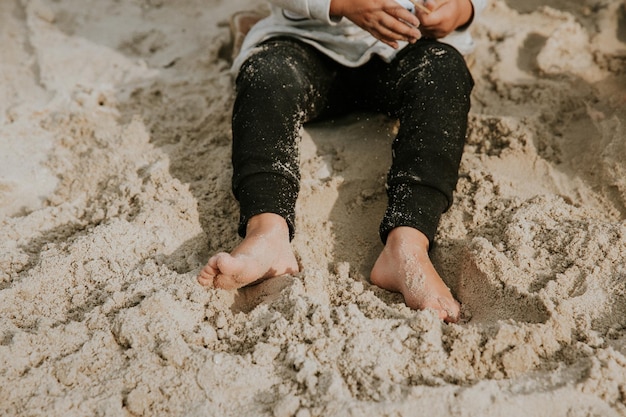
[368, 40, 474, 322]
[199, 38, 345, 289]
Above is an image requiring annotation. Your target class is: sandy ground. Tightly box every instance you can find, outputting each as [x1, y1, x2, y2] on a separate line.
[1, 0, 626, 415]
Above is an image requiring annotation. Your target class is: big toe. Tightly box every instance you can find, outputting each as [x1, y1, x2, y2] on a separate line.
[420, 296, 460, 323]
[437, 297, 460, 323]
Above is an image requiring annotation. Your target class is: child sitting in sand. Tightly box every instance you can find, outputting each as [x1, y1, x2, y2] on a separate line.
[198, 0, 487, 323]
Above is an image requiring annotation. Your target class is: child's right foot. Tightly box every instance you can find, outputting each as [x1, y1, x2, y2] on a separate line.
[197, 213, 299, 290]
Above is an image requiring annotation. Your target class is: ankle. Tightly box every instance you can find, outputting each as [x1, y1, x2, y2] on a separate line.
[246, 213, 290, 238]
[385, 227, 430, 251]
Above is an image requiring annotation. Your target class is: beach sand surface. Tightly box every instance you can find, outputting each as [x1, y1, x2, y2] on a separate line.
[1, 0, 626, 416]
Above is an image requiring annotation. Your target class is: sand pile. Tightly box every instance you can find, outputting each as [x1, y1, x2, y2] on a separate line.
[1, 0, 626, 416]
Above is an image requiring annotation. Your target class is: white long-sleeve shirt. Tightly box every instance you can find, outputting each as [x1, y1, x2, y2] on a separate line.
[232, 0, 487, 73]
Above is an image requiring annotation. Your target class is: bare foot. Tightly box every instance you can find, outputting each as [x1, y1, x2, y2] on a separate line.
[370, 227, 460, 323]
[197, 213, 299, 290]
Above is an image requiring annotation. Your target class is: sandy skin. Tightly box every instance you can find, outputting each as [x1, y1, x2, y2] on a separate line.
[197, 213, 299, 290]
[370, 226, 460, 323]
[198, 214, 460, 322]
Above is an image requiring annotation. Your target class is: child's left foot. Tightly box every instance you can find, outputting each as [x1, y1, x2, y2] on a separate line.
[370, 226, 460, 323]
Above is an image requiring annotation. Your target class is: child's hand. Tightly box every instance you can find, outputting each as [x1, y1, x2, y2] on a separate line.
[416, 0, 473, 39]
[330, 0, 422, 49]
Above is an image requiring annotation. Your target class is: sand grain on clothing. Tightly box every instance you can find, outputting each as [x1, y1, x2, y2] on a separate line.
[1, 0, 625, 416]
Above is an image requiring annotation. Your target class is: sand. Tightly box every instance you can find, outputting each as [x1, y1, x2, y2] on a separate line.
[1, 0, 626, 416]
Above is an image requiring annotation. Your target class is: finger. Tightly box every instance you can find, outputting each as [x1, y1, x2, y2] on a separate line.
[377, 13, 422, 41]
[419, 11, 454, 38]
[369, 28, 400, 49]
[416, 6, 442, 25]
[425, 0, 447, 10]
[373, 25, 414, 47]
[386, 3, 420, 27]
[416, 5, 449, 37]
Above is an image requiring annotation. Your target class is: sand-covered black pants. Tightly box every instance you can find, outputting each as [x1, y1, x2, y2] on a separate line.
[231, 37, 473, 245]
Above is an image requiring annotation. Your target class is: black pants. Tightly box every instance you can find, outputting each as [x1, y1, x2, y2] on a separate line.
[232, 37, 473, 244]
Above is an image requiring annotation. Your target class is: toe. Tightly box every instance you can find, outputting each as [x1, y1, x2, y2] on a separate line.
[437, 297, 460, 323]
[197, 265, 217, 287]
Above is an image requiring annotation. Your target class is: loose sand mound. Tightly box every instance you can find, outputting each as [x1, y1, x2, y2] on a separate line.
[1, 0, 625, 416]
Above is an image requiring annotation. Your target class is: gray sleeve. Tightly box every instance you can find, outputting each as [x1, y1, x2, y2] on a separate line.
[268, 0, 336, 24]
